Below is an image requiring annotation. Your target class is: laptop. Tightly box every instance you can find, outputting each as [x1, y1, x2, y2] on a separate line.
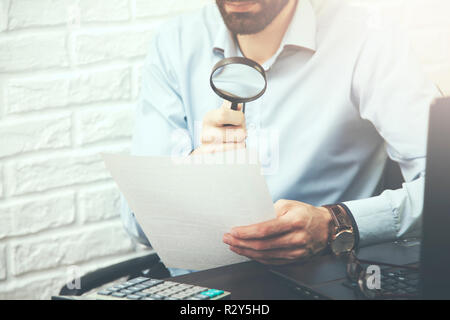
[270, 97, 450, 300]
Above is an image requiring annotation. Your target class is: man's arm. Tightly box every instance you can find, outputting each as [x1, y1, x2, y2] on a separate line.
[223, 24, 441, 264]
[345, 24, 441, 247]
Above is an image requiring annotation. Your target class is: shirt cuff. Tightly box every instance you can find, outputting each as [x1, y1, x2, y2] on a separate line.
[343, 195, 399, 247]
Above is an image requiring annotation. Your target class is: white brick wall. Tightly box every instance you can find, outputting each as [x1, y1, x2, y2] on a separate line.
[0, 0, 209, 300]
[0, 0, 448, 300]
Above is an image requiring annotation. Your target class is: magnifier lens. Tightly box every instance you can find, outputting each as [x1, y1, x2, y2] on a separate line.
[211, 60, 266, 101]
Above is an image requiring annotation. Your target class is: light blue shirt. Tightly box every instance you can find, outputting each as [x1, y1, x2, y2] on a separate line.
[121, 0, 440, 248]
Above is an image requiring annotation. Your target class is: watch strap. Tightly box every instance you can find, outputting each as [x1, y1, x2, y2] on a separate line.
[323, 204, 353, 231]
[338, 203, 360, 249]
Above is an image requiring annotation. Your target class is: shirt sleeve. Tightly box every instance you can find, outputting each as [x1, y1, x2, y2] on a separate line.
[344, 24, 441, 247]
[120, 28, 193, 246]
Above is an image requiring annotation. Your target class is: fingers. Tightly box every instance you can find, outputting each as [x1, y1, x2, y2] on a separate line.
[222, 101, 244, 112]
[193, 101, 247, 155]
[230, 215, 295, 240]
[201, 126, 247, 144]
[204, 102, 245, 127]
[194, 142, 246, 154]
[223, 232, 307, 251]
[229, 246, 307, 261]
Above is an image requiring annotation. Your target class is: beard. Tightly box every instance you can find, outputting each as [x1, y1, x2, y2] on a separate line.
[216, 0, 290, 35]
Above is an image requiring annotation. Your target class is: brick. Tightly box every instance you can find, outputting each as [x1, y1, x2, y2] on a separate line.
[135, 0, 208, 18]
[5, 67, 131, 114]
[8, 0, 68, 30]
[78, 185, 121, 223]
[11, 223, 134, 276]
[133, 64, 144, 99]
[76, 105, 134, 145]
[0, 0, 8, 32]
[7, 153, 111, 196]
[0, 273, 67, 299]
[0, 244, 6, 280]
[0, 33, 68, 72]
[74, 28, 154, 65]
[0, 193, 75, 239]
[0, 165, 3, 199]
[0, 114, 71, 158]
[79, 0, 130, 23]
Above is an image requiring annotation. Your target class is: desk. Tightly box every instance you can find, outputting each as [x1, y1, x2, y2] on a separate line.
[169, 261, 298, 300]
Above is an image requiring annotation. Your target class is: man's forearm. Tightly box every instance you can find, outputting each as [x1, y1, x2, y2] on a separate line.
[343, 176, 424, 247]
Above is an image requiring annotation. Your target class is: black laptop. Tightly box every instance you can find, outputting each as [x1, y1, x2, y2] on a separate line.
[270, 97, 450, 300]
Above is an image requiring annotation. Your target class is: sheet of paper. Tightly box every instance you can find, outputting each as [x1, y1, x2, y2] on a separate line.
[103, 153, 275, 271]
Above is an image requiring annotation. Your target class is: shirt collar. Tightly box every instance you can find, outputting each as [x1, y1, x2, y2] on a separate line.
[212, 0, 317, 57]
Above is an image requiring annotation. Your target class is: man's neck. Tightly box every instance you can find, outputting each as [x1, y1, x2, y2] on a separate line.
[236, 0, 298, 65]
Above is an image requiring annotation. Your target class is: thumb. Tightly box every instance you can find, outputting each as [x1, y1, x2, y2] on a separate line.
[221, 101, 243, 112]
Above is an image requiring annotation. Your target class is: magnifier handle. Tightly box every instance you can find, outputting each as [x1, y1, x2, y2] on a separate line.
[231, 102, 246, 114]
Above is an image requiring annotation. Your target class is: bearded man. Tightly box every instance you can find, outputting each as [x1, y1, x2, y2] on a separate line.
[121, 0, 439, 269]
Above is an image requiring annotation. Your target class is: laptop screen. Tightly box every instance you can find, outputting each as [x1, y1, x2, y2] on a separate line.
[421, 97, 450, 299]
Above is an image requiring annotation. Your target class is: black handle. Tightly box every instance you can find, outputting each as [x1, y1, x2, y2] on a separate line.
[231, 102, 246, 114]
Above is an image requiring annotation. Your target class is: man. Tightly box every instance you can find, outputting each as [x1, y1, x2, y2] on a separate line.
[121, 0, 440, 266]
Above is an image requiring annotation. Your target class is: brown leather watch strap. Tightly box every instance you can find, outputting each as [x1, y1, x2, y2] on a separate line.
[323, 204, 353, 232]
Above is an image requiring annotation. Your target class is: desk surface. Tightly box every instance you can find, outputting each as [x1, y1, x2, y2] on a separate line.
[170, 261, 298, 300]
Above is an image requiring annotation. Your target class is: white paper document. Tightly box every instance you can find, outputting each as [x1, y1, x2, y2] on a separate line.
[103, 153, 275, 271]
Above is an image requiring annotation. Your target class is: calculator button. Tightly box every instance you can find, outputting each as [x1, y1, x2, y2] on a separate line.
[120, 289, 135, 295]
[178, 293, 193, 300]
[134, 292, 149, 298]
[129, 277, 149, 284]
[98, 290, 112, 296]
[149, 294, 165, 300]
[113, 284, 128, 290]
[171, 288, 185, 294]
[143, 279, 163, 287]
[201, 289, 220, 298]
[127, 295, 142, 300]
[112, 292, 127, 298]
[188, 287, 207, 295]
[122, 281, 136, 287]
[133, 284, 148, 290]
[193, 294, 210, 300]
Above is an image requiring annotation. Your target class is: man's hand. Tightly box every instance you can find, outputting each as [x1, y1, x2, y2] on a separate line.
[223, 200, 333, 265]
[191, 101, 246, 155]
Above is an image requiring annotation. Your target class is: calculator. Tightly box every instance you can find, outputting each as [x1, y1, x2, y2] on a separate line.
[67, 277, 231, 300]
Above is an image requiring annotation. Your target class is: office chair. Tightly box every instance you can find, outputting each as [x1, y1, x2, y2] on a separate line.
[58, 252, 170, 296]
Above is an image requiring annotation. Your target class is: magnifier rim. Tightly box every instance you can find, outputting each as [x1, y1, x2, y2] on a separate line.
[210, 56, 267, 104]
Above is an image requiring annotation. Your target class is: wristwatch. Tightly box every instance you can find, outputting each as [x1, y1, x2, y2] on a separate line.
[323, 204, 356, 256]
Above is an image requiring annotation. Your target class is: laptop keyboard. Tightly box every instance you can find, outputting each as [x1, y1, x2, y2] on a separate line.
[88, 277, 231, 300]
[343, 268, 420, 297]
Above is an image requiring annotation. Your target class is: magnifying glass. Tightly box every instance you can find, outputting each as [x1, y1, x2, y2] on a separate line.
[210, 57, 267, 113]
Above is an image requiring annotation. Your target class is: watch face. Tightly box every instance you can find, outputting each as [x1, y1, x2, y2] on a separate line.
[331, 230, 355, 255]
